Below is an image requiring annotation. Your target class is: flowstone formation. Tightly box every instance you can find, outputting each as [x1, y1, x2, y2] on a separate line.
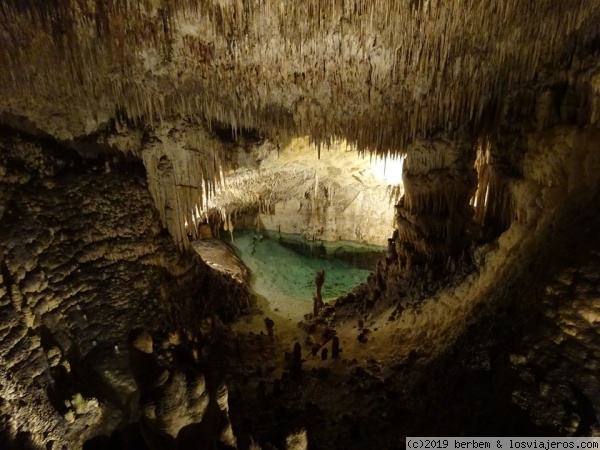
[141, 121, 229, 250]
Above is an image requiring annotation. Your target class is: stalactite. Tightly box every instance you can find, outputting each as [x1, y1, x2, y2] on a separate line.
[395, 137, 477, 266]
[0, 0, 597, 258]
[1, 0, 598, 159]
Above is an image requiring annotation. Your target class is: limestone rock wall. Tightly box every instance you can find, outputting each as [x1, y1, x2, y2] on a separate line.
[496, 125, 600, 433]
[437, 123, 600, 432]
[128, 329, 237, 450]
[256, 184, 393, 246]
[207, 137, 399, 246]
[511, 232, 600, 434]
[0, 131, 249, 449]
[141, 121, 228, 251]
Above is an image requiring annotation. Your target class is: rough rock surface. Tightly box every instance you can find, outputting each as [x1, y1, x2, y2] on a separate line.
[0, 1, 600, 447]
[396, 135, 477, 265]
[509, 211, 600, 434]
[1, 1, 599, 154]
[0, 131, 250, 449]
[224, 120, 600, 447]
[128, 328, 237, 450]
[0, 1, 599, 258]
[192, 239, 249, 284]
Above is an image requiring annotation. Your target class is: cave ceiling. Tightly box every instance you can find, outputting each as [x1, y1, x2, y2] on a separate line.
[1, 0, 599, 153]
[1, 1, 600, 253]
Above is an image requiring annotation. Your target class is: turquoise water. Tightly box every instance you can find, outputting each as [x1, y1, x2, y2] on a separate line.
[227, 230, 378, 302]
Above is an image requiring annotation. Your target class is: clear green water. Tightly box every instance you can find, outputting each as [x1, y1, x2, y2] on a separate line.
[226, 230, 380, 303]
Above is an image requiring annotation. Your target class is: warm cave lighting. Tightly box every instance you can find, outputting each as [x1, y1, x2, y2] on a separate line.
[184, 205, 204, 235]
[371, 155, 405, 185]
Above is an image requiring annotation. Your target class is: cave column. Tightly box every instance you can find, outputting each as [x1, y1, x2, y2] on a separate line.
[395, 137, 478, 269]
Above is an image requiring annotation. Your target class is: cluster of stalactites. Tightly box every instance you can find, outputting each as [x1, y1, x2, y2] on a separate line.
[394, 139, 478, 266]
[1, 0, 599, 155]
[394, 136, 523, 268]
[142, 125, 227, 251]
[195, 167, 332, 240]
[465, 78, 600, 238]
[470, 141, 514, 235]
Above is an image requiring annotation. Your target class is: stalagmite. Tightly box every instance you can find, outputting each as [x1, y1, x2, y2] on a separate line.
[291, 342, 303, 376]
[331, 336, 340, 358]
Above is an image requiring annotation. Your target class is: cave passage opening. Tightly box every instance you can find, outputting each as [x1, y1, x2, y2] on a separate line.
[181, 136, 409, 320]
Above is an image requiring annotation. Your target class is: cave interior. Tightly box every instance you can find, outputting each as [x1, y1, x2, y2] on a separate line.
[1, 1, 600, 449]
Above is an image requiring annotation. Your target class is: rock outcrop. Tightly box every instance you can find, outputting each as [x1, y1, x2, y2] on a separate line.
[510, 232, 600, 435]
[0, 1, 600, 447]
[0, 130, 249, 448]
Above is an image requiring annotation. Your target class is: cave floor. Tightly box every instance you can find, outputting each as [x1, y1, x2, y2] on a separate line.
[189, 189, 600, 448]
[217, 231, 405, 382]
[217, 196, 600, 448]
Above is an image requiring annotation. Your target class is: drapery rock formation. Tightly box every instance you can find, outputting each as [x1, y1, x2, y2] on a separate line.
[141, 121, 228, 250]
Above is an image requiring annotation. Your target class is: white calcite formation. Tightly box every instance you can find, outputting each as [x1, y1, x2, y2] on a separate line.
[138, 123, 401, 250]
[141, 120, 228, 250]
[1, 0, 598, 153]
[205, 136, 401, 246]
